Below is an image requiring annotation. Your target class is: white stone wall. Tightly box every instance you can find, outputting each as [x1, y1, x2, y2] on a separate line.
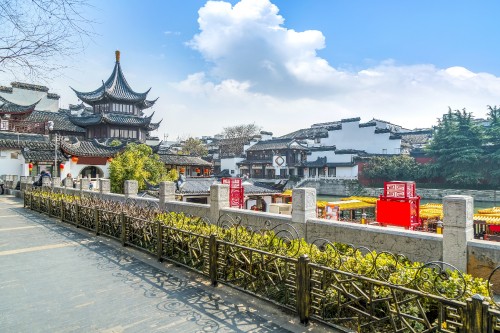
[221, 157, 244, 176]
[0, 148, 26, 176]
[320, 120, 402, 154]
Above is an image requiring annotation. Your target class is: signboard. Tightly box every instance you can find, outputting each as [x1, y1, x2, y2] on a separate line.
[222, 177, 244, 208]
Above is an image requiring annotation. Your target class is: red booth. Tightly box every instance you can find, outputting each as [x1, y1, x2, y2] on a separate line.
[376, 181, 421, 230]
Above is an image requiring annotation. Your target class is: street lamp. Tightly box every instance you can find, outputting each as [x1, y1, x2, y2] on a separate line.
[47, 121, 59, 178]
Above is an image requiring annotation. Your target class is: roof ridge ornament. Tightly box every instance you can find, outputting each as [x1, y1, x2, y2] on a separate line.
[115, 50, 120, 62]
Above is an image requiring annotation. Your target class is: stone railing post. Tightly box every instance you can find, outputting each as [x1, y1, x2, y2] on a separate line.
[442, 195, 473, 272]
[209, 184, 229, 224]
[20, 176, 27, 191]
[291, 188, 317, 224]
[52, 177, 61, 189]
[99, 179, 110, 195]
[42, 177, 51, 189]
[124, 180, 138, 199]
[159, 181, 176, 211]
[79, 178, 90, 194]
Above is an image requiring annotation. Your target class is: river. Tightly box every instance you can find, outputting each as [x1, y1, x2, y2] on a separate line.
[316, 195, 496, 213]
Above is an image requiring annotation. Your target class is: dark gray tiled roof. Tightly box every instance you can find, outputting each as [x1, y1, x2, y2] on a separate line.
[246, 139, 307, 151]
[26, 110, 85, 133]
[177, 179, 281, 196]
[69, 113, 153, 127]
[0, 95, 39, 114]
[60, 138, 126, 157]
[23, 149, 67, 163]
[237, 159, 271, 165]
[159, 154, 211, 166]
[0, 132, 50, 150]
[279, 127, 328, 140]
[71, 60, 156, 109]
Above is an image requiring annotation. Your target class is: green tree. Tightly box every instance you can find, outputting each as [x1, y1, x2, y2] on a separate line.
[362, 155, 420, 183]
[179, 137, 208, 156]
[109, 143, 176, 193]
[425, 108, 484, 185]
[484, 106, 500, 185]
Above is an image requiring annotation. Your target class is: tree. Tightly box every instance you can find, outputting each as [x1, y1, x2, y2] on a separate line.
[0, 0, 94, 78]
[109, 143, 176, 193]
[221, 123, 261, 139]
[219, 123, 261, 157]
[179, 137, 208, 157]
[425, 108, 484, 185]
[484, 106, 500, 185]
[362, 155, 420, 183]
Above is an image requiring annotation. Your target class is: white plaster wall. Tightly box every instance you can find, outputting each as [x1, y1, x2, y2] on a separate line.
[329, 154, 354, 163]
[221, 157, 244, 175]
[336, 165, 358, 178]
[320, 120, 402, 154]
[0, 87, 59, 112]
[0, 149, 25, 176]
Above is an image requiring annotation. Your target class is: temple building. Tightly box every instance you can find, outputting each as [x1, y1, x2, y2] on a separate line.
[70, 51, 161, 142]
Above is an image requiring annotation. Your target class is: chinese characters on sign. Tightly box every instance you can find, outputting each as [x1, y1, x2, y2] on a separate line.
[222, 177, 244, 208]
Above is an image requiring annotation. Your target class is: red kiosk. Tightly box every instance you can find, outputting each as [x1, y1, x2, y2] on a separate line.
[376, 181, 421, 230]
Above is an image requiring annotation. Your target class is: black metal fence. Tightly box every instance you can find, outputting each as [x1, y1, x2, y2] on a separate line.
[23, 190, 500, 332]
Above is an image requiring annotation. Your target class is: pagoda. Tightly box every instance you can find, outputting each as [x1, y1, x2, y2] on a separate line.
[70, 51, 161, 142]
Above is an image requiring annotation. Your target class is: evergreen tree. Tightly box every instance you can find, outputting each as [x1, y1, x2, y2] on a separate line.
[484, 106, 500, 185]
[426, 108, 484, 185]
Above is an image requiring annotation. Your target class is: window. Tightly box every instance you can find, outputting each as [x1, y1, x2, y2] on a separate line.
[0, 120, 9, 130]
[231, 170, 235, 174]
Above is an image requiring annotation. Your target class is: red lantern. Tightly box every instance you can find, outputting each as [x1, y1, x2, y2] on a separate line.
[28, 163, 33, 171]
[59, 163, 64, 169]
[195, 168, 200, 173]
[71, 156, 79, 162]
[107, 157, 113, 163]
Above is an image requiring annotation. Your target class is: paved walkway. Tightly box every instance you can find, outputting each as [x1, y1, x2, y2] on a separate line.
[0, 195, 336, 333]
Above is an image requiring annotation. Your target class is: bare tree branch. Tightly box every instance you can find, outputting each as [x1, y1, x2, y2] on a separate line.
[0, 0, 95, 79]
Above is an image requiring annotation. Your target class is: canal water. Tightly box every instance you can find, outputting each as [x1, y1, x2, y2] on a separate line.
[316, 195, 497, 213]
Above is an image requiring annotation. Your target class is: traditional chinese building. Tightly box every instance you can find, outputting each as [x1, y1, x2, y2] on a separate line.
[70, 51, 161, 142]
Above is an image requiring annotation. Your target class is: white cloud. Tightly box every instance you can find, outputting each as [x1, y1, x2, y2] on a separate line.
[159, 0, 500, 138]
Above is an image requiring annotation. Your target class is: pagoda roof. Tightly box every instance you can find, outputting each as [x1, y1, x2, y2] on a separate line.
[60, 138, 127, 157]
[0, 95, 40, 114]
[69, 113, 153, 128]
[71, 52, 157, 108]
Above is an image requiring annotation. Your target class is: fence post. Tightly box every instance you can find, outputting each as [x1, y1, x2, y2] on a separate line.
[60, 200, 64, 222]
[121, 212, 127, 247]
[94, 207, 100, 235]
[297, 254, 311, 325]
[209, 184, 229, 224]
[47, 198, 52, 217]
[465, 294, 488, 332]
[442, 195, 474, 272]
[75, 203, 80, 228]
[124, 180, 138, 200]
[209, 234, 218, 286]
[157, 220, 163, 261]
[159, 181, 175, 211]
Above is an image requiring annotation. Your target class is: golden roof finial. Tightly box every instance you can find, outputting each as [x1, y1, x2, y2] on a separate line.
[115, 50, 120, 62]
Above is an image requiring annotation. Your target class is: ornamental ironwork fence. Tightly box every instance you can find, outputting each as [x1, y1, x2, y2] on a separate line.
[23, 189, 500, 332]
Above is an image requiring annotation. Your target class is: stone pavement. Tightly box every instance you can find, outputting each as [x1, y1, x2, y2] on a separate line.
[0, 195, 339, 333]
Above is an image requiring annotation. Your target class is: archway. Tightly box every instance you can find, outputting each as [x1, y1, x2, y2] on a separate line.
[79, 166, 104, 178]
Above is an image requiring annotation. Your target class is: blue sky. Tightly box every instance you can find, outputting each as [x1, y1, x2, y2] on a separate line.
[3, 0, 500, 139]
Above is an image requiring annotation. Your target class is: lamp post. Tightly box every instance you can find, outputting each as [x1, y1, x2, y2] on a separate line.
[47, 121, 59, 178]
